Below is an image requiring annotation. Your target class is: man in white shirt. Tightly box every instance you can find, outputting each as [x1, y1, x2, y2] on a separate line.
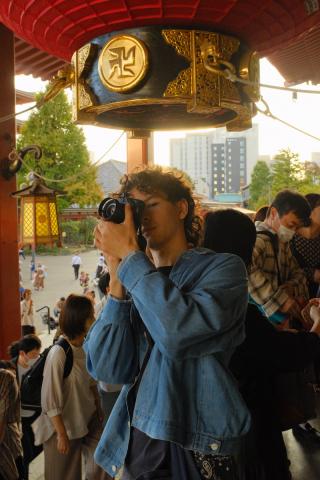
[71, 254, 81, 280]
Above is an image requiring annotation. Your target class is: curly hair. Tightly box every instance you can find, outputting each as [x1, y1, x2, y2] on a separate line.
[118, 166, 202, 247]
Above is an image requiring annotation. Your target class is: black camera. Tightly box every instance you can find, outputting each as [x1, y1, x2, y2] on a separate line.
[98, 195, 145, 227]
[98, 195, 146, 250]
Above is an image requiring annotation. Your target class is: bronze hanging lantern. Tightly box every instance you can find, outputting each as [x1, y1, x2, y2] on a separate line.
[12, 146, 62, 247]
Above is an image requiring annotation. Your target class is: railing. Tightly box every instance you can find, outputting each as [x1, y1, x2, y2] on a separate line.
[36, 305, 54, 334]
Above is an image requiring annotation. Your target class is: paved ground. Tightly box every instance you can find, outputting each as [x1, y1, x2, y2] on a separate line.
[20, 251, 320, 479]
[20, 249, 101, 335]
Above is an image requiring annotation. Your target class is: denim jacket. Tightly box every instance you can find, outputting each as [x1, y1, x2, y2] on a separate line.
[84, 248, 251, 477]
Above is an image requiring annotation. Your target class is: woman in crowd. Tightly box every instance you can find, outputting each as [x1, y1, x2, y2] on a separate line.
[0, 361, 24, 480]
[291, 193, 320, 297]
[203, 209, 320, 480]
[20, 290, 35, 336]
[33, 294, 110, 480]
[9, 335, 42, 479]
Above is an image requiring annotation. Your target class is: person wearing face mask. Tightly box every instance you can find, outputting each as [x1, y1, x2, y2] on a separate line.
[249, 189, 311, 327]
[8, 335, 42, 480]
[290, 193, 320, 298]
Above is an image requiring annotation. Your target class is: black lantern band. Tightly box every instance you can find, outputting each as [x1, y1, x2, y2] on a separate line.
[71, 26, 259, 131]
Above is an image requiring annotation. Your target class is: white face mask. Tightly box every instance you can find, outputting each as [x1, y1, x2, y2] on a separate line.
[278, 225, 295, 243]
[26, 356, 39, 368]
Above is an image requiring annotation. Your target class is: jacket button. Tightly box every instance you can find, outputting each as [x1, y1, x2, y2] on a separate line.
[112, 465, 117, 472]
[209, 442, 219, 451]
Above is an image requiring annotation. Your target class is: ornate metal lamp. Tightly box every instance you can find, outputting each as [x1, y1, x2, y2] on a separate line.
[11, 146, 61, 248]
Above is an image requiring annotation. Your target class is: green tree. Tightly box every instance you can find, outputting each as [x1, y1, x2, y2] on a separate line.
[271, 149, 304, 196]
[17, 89, 103, 208]
[248, 160, 272, 209]
[299, 162, 320, 195]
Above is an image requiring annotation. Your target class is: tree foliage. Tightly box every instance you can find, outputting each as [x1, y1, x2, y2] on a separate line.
[17, 89, 103, 209]
[271, 149, 303, 195]
[248, 160, 272, 209]
[249, 149, 320, 210]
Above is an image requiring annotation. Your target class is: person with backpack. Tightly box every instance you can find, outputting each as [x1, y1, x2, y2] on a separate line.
[32, 294, 110, 480]
[8, 335, 42, 479]
[249, 190, 311, 328]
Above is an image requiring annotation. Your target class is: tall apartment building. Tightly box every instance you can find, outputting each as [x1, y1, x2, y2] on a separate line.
[311, 152, 320, 165]
[170, 124, 258, 198]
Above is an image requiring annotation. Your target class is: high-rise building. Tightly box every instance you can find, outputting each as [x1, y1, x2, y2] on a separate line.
[311, 152, 320, 165]
[170, 124, 259, 198]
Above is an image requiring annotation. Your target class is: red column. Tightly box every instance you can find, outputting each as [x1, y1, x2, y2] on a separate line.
[127, 131, 153, 173]
[0, 25, 21, 357]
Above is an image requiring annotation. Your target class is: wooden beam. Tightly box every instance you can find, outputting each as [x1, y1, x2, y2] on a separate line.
[0, 25, 21, 357]
[127, 131, 153, 173]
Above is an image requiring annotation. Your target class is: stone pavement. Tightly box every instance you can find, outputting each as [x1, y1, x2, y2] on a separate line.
[20, 249, 100, 334]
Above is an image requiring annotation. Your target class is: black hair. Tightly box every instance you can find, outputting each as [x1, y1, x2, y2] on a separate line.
[118, 166, 202, 247]
[203, 209, 256, 268]
[59, 294, 94, 340]
[305, 193, 320, 211]
[267, 190, 311, 224]
[98, 272, 110, 296]
[0, 360, 16, 370]
[8, 334, 42, 358]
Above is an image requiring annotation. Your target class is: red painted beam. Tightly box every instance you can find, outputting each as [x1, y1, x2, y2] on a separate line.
[0, 25, 21, 358]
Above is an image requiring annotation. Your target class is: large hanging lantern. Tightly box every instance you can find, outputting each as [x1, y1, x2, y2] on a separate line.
[12, 174, 61, 248]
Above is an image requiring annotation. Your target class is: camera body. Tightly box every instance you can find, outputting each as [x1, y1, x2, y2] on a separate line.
[98, 195, 145, 232]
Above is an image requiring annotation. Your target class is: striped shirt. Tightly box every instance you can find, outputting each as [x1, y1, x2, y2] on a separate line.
[248, 221, 309, 317]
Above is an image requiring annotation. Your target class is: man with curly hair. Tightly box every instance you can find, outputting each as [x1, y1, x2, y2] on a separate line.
[85, 167, 250, 479]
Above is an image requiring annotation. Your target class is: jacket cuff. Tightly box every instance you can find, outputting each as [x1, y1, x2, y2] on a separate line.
[263, 290, 289, 316]
[118, 251, 155, 292]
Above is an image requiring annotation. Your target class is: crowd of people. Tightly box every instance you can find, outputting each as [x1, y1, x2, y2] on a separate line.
[2, 166, 320, 480]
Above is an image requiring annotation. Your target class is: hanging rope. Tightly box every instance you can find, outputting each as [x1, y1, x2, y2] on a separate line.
[0, 66, 74, 124]
[201, 56, 320, 95]
[256, 97, 320, 142]
[17, 131, 126, 184]
[0, 103, 38, 124]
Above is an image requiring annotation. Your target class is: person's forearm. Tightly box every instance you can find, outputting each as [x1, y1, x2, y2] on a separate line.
[50, 414, 67, 437]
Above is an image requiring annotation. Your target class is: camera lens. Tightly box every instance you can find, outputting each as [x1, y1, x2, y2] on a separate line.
[98, 198, 125, 223]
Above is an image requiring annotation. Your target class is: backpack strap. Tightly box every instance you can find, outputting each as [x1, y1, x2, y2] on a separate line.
[257, 230, 282, 285]
[55, 338, 73, 378]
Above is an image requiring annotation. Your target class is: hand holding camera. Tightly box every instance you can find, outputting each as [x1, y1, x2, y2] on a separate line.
[95, 194, 145, 260]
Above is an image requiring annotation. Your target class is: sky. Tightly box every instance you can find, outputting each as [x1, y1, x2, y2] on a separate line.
[15, 58, 320, 167]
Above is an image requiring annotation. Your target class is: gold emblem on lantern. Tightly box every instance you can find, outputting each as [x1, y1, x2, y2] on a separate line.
[98, 35, 149, 92]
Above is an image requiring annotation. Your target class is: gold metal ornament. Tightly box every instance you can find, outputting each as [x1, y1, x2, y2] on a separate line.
[98, 35, 149, 93]
[70, 27, 259, 131]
